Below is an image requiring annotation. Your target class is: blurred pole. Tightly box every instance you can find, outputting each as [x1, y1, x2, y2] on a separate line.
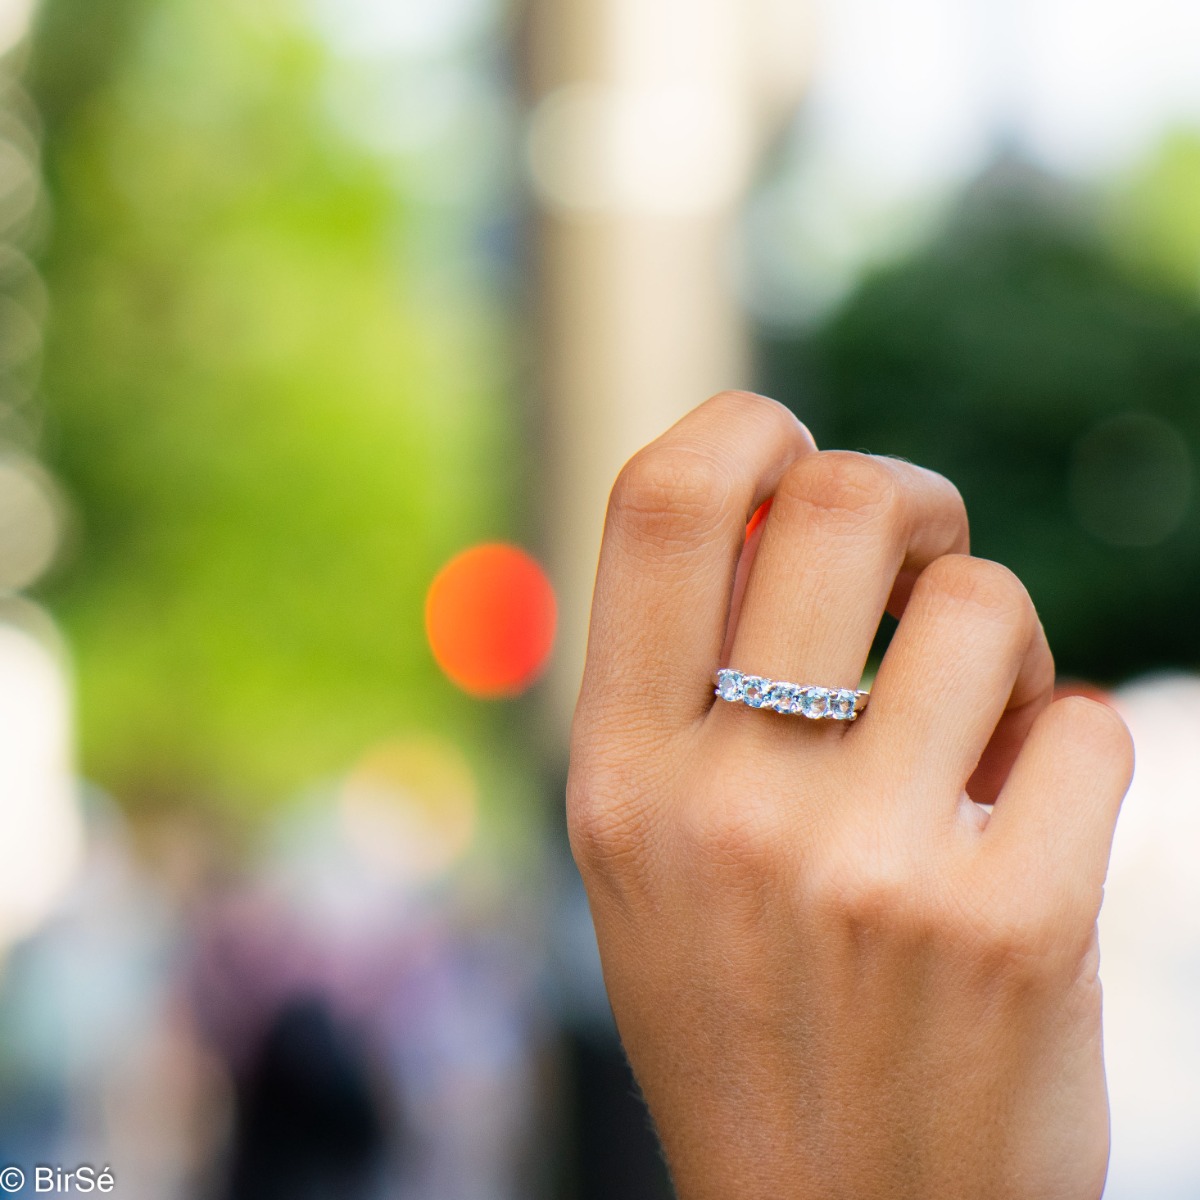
[526, 0, 817, 735]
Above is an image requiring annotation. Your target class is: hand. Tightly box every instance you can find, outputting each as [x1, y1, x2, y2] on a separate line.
[567, 391, 1134, 1200]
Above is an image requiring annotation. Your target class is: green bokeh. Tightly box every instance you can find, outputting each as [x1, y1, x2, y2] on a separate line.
[761, 161, 1200, 684]
[28, 0, 525, 816]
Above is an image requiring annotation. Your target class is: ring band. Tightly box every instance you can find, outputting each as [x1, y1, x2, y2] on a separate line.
[714, 668, 868, 721]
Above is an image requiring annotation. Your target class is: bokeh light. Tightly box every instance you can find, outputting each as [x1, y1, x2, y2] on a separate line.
[1069, 411, 1192, 548]
[425, 542, 556, 697]
[0, 0, 35, 59]
[338, 734, 478, 887]
[0, 454, 63, 591]
[0, 619, 83, 954]
[745, 496, 773, 541]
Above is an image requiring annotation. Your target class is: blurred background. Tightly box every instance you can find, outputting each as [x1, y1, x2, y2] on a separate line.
[0, 0, 1199, 1195]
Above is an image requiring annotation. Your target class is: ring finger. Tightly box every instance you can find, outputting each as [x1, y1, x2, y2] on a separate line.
[715, 452, 968, 726]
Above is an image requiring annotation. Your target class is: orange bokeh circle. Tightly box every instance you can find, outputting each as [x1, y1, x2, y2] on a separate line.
[425, 543, 557, 697]
[745, 497, 774, 541]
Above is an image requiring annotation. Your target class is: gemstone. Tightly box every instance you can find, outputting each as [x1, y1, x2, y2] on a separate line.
[800, 686, 830, 719]
[741, 675, 769, 708]
[766, 682, 801, 714]
[715, 669, 743, 702]
[830, 689, 857, 720]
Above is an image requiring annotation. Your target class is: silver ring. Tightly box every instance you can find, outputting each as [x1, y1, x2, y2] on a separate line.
[714, 668, 868, 721]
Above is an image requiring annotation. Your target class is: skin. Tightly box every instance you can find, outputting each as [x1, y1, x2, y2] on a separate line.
[567, 391, 1134, 1200]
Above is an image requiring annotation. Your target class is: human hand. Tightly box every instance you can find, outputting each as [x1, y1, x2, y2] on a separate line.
[567, 391, 1133, 1199]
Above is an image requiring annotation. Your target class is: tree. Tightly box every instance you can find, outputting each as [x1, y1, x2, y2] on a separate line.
[28, 0, 519, 814]
[761, 165, 1200, 682]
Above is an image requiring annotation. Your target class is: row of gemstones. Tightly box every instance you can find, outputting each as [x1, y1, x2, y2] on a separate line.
[714, 669, 861, 720]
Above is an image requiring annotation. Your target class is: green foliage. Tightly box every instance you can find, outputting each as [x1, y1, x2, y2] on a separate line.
[28, 0, 519, 813]
[1107, 130, 1200, 294]
[761, 169, 1200, 682]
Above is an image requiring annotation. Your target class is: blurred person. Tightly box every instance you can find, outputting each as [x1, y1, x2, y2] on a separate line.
[187, 793, 547, 1200]
[567, 390, 1133, 1199]
[0, 792, 230, 1200]
[227, 995, 391, 1200]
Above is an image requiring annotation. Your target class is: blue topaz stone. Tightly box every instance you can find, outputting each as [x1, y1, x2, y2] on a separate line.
[741, 675, 769, 708]
[765, 682, 802, 714]
[831, 689, 857, 720]
[800, 686, 830, 719]
[715, 668, 744, 702]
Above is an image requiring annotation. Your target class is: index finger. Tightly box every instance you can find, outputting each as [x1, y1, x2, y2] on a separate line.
[575, 391, 815, 740]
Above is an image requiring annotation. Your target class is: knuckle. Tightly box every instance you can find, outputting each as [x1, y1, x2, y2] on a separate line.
[914, 464, 968, 529]
[677, 788, 781, 875]
[565, 773, 650, 878]
[608, 443, 734, 551]
[806, 845, 925, 936]
[802, 838, 1096, 980]
[971, 906, 1070, 975]
[917, 554, 1033, 627]
[955, 880, 1091, 979]
[777, 451, 902, 526]
[1051, 695, 1135, 782]
[706, 389, 809, 439]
